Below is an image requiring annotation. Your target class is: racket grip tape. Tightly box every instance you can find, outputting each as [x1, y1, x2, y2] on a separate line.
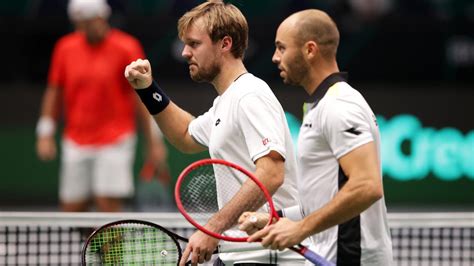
[290, 244, 335, 266]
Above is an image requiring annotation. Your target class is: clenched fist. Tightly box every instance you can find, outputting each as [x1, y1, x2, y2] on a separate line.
[124, 58, 153, 89]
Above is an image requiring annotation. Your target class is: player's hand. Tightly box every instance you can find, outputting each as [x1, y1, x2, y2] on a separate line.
[179, 230, 219, 266]
[36, 136, 56, 161]
[247, 218, 306, 251]
[124, 58, 153, 89]
[238, 212, 270, 235]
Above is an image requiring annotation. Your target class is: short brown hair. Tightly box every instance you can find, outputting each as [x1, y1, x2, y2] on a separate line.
[294, 10, 339, 60]
[177, 0, 248, 59]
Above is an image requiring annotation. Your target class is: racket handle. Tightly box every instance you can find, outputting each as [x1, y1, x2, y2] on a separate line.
[290, 244, 334, 266]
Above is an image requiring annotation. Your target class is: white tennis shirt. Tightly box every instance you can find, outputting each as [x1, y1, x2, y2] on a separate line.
[188, 73, 303, 265]
[297, 73, 393, 265]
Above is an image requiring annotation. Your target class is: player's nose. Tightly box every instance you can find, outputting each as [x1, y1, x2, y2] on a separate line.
[272, 51, 280, 64]
[181, 46, 192, 59]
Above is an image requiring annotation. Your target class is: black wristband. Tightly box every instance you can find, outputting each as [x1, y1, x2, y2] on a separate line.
[276, 209, 284, 217]
[135, 81, 170, 115]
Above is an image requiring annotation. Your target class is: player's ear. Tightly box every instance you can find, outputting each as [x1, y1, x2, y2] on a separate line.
[221, 36, 232, 52]
[306, 41, 319, 59]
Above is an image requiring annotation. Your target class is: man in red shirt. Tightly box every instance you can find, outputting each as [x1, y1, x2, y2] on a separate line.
[35, 0, 166, 212]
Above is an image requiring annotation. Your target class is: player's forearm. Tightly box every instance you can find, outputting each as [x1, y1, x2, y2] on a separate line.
[254, 152, 285, 195]
[302, 176, 383, 236]
[153, 102, 205, 153]
[39, 86, 61, 120]
[37, 87, 61, 137]
[126, 60, 205, 153]
[207, 156, 285, 233]
[207, 179, 267, 233]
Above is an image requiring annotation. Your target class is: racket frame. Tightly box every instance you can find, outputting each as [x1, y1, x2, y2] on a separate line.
[175, 158, 279, 242]
[81, 219, 184, 266]
[175, 158, 335, 266]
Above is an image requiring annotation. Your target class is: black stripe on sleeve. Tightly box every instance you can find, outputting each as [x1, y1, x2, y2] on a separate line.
[337, 166, 361, 265]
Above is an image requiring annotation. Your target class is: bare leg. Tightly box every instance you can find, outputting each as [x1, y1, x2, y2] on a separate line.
[60, 200, 89, 212]
[95, 197, 122, 212]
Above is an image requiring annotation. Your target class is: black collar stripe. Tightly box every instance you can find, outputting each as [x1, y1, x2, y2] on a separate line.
[305, 72, 348, 109]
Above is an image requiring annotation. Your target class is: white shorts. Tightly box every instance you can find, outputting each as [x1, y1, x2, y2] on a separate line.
[59, 134, 136, 203]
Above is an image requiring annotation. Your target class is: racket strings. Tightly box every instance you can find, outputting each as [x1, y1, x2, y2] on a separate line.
[180, 165, 220, 214]
[178, 163, 269, 238]
[84, 223, 180, 265]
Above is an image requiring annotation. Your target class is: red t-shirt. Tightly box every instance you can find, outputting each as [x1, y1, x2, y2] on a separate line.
[48, 29, 144, 145]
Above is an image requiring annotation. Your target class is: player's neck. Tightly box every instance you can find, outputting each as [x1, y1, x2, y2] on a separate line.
[305, 62, 339, 95]
[212, 59, 247, 95]
[85, 26, 111, 45]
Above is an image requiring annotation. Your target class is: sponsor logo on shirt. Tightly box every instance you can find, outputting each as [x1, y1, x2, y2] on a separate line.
[262, 137, 270, 146]
[344, 127, 362, 135]
[303, 123, 312, 128]
[215, 118, 221, 126]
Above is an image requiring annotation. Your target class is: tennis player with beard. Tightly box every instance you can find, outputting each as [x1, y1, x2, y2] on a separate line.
[239, 9, 393, 266]
[125, 1, 303, 265]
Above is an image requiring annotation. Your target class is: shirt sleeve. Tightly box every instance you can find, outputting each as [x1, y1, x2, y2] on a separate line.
[237, 93, 287, 162]
[322, 99, 374, 159]
[188, 107, 214, 148]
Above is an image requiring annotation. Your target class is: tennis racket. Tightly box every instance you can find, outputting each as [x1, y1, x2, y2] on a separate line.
[82, 219, 185, 265]
[81, 219, 262, 265]
[175, 158, 334, 266]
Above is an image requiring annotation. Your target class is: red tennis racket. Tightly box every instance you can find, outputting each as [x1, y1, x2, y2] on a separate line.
[174, 158, 334, 266]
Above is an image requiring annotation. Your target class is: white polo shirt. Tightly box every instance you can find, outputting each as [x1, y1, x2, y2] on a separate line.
[188, 73, 303, 265]
[297, 73, 393, 265]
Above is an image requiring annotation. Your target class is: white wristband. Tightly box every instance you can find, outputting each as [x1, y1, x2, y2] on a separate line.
[36, 117, 56, 137]
[282, 205, 305, 221]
